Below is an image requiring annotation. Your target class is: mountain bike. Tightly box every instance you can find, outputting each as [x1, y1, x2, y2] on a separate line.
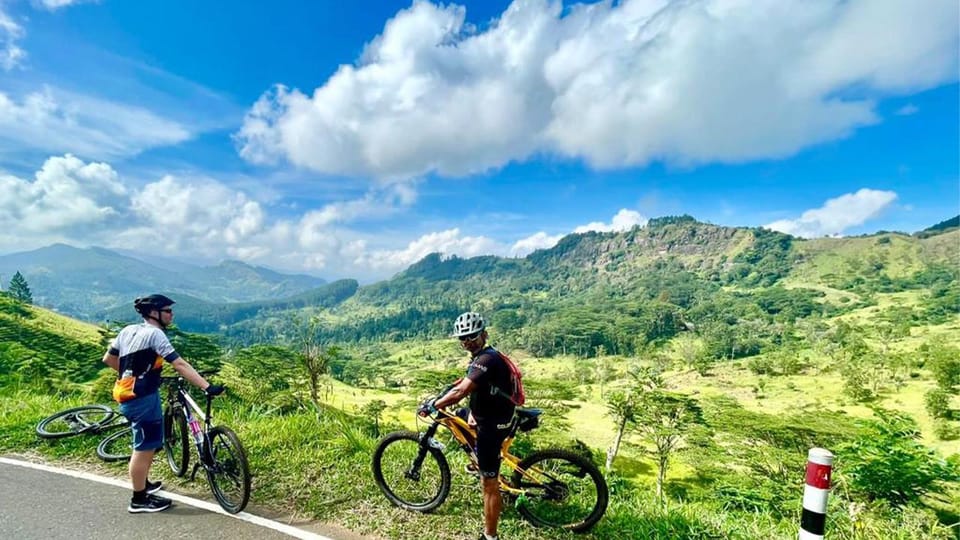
[371, 397, 609, 533]
[160, 374, 251, 514]
[36, 404, 133, 462]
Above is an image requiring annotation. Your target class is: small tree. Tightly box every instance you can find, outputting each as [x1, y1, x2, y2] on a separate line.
[362, 399, 388, 437]
[9, 271, 32, 304]
[604, 390, 638, 472]
[633, 371, 705, 503]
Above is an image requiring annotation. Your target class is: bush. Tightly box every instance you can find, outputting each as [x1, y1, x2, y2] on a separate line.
[838, 409, 959, 506]
[924, 388, 952, 419]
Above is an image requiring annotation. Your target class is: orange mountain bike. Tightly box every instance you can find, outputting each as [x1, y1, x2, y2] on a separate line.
[372, 397, 608, 533]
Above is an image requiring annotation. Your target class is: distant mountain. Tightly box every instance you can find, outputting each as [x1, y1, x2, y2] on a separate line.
[0, 244, 326, 319]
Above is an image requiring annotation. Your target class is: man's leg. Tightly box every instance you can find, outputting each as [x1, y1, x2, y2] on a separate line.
[481, 476, 502, 538]
[129, 449, 154, 491]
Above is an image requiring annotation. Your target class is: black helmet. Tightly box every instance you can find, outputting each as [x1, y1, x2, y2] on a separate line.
[134, 294, 175, 316]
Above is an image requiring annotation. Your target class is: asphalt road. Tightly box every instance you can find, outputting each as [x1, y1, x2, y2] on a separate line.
[0, 459, 327, 540]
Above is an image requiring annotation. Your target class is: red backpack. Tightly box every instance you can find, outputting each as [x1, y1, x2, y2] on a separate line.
[494, 350, 526, 406]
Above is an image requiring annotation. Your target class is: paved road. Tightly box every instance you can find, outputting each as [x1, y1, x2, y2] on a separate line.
[0, 459, 326, 540]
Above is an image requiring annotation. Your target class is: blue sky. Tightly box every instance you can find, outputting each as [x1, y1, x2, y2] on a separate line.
[0, 0, 957, 282]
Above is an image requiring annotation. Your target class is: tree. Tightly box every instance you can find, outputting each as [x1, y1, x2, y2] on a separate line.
[362, 399, 388, 437]
[633, 371, 705, 503]
[8, 271, 32, 304]
[605, 390, 638, 472]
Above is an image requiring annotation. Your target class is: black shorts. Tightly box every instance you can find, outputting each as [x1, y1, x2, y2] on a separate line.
[475, 420, 512, 478]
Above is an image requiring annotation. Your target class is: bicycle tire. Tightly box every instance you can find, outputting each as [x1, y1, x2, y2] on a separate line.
[96, 426, 133, 462]
[205, 426, 251, 514]
[371, 431, 451, 513]
[36, 405, 115, 439]
[512, 448, 609, 533]
[163, 407, 189, 477]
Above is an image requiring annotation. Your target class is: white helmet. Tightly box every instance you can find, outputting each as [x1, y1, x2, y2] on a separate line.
[452, 311, 485, 337]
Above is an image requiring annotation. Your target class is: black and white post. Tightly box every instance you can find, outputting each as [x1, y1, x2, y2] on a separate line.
[800, 448, 833, 539]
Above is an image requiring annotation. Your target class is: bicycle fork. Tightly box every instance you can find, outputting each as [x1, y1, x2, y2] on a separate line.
[408, 424, 442, 480]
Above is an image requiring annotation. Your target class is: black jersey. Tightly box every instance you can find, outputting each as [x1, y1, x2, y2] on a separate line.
[466, 346, 516, 424]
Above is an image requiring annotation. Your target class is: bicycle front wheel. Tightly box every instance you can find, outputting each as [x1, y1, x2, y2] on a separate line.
[96, 426, 133, 462]
[205, 426, 251, 514]
[163, 407, 189, 477]
[371, 431, 451, 512]
[512, 448, 609, 532]
[36, 405, 115, 439]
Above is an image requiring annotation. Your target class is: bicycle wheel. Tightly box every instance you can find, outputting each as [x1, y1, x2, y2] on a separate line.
[96, 426, 133, 462]
[36, 405, 115, 439]
[512, 448, 609, 532]
[205, 426, 251, 514]
[163, 407, 189, 477]
[371, 431, 451, 512]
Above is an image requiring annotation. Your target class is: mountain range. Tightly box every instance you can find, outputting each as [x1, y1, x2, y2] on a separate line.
[0, 244, 326, 320]
[0, 215, 956, 345]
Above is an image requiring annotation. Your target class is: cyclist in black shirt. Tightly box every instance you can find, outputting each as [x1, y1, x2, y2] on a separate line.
[428, 312, 515, 540]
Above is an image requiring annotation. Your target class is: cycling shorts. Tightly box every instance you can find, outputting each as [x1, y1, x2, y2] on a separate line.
[476, 420, 512, 478]
[119, 392, 163, 451]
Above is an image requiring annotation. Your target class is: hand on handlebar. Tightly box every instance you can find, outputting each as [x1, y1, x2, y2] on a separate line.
[205, 384, 225, 397]
[417, 399, 438, 417]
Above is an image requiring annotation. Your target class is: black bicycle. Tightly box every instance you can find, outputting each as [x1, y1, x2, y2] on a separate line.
[160, 374, 251, 514]
[36, 404, 133, 462]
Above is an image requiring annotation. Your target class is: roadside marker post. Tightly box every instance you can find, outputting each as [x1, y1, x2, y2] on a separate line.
[800, 448, 833, 539]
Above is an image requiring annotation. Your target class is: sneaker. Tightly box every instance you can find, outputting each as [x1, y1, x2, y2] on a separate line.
[128, 494, 172, 513]
[146, 480, 163, 495]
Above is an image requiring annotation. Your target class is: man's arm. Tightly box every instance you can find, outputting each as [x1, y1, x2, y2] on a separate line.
[170, 358, 211, 391]
[102, 350, 119, 372]
[433, 377, 476, 410]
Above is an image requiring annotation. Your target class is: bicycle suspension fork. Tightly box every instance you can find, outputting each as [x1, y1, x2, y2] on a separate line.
[408, 423, 442, 480]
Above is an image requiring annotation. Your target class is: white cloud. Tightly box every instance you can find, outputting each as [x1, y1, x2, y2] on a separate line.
[573, 209, 648, 233]
[237, 0, 959, 179]
[358, 228, 504, 271]
[510, 231, 564, 257]
[0, 87, 192, 160]
[0, 154, 125, 237]
[0, 8, 26, 70]
[764, 188, 898, 238]
[33, 0, 98, 10]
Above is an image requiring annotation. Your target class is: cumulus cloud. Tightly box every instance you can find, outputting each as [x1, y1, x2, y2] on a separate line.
[0, 154, 426, 280]
[358, 228, 505, 270]
[0, 154, 125, 237]
[510, 231, 564, 257]
[573, 209, 648, 233]
[764, 188, 898, 238]
[0, 88, 191, 160]
[0, 8, 26, 70]
[237, 0, 959, 179]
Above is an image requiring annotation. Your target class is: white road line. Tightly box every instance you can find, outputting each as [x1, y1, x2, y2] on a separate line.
[0, 457, 332, 540]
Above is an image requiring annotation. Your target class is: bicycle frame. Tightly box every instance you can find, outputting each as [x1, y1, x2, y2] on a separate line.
[420, 410, 533, 497]
[164, 378, 215, 470]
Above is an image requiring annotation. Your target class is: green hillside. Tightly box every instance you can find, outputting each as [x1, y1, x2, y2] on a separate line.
[0, 292, 107, 388]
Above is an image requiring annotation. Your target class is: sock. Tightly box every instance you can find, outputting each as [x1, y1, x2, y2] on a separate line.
[132, 489, 148, 503]
[483, 534, 498, 540]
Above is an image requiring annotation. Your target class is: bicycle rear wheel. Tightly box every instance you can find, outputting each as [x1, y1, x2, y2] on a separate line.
[371, 431, 451, 512]
[96, 426, 133, 462]
[36, 405, 115, 439]
[512, 448, 609, 532]
[163, 407, 189, 477]
[205, 426, 251, 514]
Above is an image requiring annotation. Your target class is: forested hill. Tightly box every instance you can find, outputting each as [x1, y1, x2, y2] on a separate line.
[234, 217, 958, 352]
